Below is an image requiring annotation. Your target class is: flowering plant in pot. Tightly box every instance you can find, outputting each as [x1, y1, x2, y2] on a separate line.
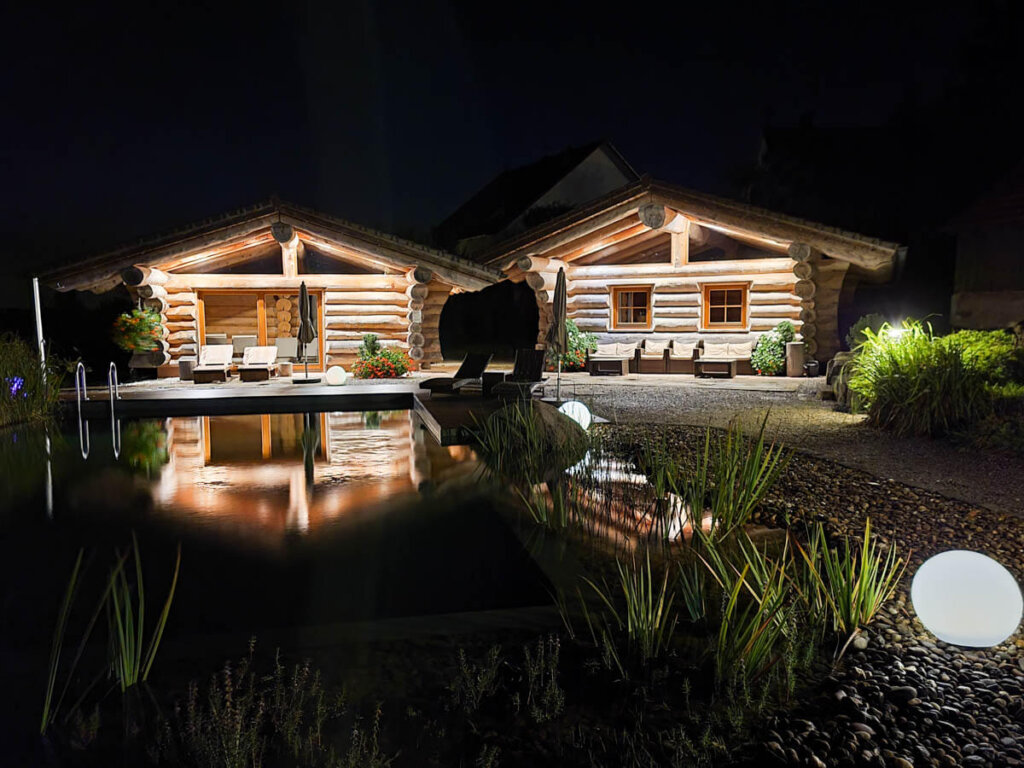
[548, 319, 597, 372]
[111, 309, 162, 353]
[352, 334, 412, 379]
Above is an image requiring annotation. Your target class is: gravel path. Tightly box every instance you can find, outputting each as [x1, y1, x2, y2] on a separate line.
[545, 376, 1024, 519]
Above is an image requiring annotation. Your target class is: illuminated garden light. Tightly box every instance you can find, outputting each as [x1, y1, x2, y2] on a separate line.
[558, 400, 592, 430]
[325, 366, 348, 386]
[911, 550, 1023, 647]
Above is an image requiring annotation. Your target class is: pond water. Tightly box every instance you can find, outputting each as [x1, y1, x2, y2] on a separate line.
[0, 410, 549, 652]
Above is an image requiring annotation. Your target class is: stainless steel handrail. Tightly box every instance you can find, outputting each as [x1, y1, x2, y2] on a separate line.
[108, 362, 121, 459]
[75, 362, 89, 459]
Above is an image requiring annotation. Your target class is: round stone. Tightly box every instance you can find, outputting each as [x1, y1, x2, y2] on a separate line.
[911, 550, 1023, 648]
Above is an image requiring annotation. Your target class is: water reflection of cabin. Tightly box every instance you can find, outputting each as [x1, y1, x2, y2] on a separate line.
[43, 200, 500, 373]
[152, 411, 474, 538]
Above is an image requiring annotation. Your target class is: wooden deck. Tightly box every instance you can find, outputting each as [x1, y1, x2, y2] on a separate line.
[413, 395, 509, 446]
[64, 376, 425, 418]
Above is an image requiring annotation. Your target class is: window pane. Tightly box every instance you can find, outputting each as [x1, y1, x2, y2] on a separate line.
[632, 292, 648, 308]
[709, 306, 725, 323]
[618, 292, 632, 309]
[726, 306, 742, 323]
[618, 308, 631, 325]
[726, 290, 742, 305]
[709, 290, 726, 307]
[634, 308, 648, 324]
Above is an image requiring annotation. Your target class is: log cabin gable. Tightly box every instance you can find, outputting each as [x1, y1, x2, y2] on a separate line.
[497, 181, 901, 360]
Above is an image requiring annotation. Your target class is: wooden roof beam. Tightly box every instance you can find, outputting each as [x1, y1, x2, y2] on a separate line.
[573, 229, 668, 265]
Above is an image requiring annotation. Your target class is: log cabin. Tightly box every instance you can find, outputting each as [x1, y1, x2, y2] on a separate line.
[481, 178, 904, 363]
[42, 200, 501, 373]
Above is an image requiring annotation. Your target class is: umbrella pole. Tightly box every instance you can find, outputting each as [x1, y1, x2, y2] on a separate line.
[556, 359, 562, 402]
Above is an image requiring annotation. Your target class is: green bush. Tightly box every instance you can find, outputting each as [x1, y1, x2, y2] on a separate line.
[111, 308, 163, 353]
[554, 318, 597, 372]
[0, 332, 64, 428]
[847, 321, 992, 437]
[845, 313, 887, 351]
[942, 329, 1024, 385]
[751, 321, 795, 376]
[966, 383, 1024, 453]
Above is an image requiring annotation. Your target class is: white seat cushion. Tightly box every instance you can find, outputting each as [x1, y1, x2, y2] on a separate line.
[594, 342, 618, 357]
[616, 342, 638, 357]
[197, 344, 233, 367]
[728, 341, 753, 358]
[670, 340, 695, 359]
[241, 346, 278, 367]
[703, 342, 731, 358]
[642, 339, 668, 357]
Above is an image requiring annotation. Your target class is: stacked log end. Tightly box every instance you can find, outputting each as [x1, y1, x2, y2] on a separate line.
[411, 277, 448, 365]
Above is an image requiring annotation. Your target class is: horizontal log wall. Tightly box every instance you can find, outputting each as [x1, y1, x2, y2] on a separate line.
[557, 258, 803, 345]
[323, 274, 414, 370]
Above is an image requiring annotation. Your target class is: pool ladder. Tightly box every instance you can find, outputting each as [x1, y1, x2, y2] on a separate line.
[73, 362, 122, 459]
[74, 362, 89, 459]
[108, 362, 121, 459]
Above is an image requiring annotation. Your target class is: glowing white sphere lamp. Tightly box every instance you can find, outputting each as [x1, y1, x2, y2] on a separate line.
[558, 400, 592, 430]
[325, 365, 348, 386]
[911, 550, 1022, 647]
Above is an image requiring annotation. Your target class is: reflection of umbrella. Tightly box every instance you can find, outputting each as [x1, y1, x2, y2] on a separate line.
[297, 281, 317, 382]
[545, 267, 568, 400]
[301, 411, 319, 487]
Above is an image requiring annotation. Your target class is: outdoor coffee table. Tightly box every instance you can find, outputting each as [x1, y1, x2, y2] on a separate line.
[587, 358, 630, 376]
[694, 358, 738, 378]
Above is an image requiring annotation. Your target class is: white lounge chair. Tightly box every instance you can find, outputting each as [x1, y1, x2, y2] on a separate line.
[192, 345, 234, 383]
[232, 334, 258, 360]
[238, 346, 279, 382]
[275, 337, 298, 361]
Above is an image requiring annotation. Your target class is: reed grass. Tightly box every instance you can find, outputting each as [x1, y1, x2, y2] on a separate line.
[581, 550, 678, 672]
[107, 534, 181, 691]
[682, 416, 790, 542]
[794, 519, 906, 659]
[41, 550, 84, 735]
[41, 549, 128, 735]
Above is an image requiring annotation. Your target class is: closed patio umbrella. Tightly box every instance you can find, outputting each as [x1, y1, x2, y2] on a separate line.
[296, 281, 319, 383]
[545, 267, 568, 401]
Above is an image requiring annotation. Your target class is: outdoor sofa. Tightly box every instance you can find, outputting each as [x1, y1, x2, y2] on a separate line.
[238, 345, 279, 382]
[693, 339, 755, 378]
[586, 342, 638, 375]
[192, 344, 235, 383]
[636, 339, 669, 374]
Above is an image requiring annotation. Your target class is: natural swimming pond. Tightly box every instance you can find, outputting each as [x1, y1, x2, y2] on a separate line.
[0, 409, 550, 654]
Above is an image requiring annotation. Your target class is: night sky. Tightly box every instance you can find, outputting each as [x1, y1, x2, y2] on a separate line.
[1, 1, 1020, 313]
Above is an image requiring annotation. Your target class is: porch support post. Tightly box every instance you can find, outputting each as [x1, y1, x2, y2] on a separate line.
[32, 277, 46, 383]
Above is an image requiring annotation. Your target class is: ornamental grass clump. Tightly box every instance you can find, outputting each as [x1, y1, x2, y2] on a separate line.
[352, 333, 412, 379]
[847, 320, 992, 437]
[793, 519, 905, 660]
[0, 332, 63, 428]
[579, 550, 678, 675]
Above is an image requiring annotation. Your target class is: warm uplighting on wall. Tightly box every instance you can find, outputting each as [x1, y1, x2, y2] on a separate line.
[911, 550, 1023, 647]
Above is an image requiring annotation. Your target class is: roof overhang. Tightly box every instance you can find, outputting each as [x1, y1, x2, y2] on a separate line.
[485, 179, 903, 282]
[42, 200, 503, 292]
